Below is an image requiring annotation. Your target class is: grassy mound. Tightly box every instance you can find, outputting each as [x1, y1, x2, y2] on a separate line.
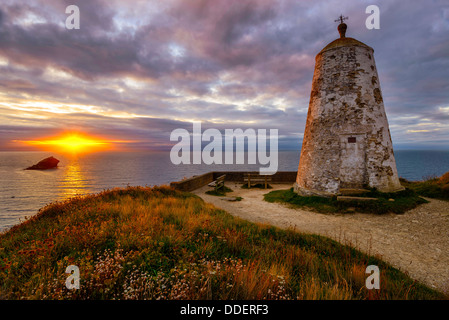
[400, 171, 449, 201]
[264, 188, 427, 214]
[205, 186, 233, 196]
[0, 186, 445, 300]
[241, 183, 273, 189]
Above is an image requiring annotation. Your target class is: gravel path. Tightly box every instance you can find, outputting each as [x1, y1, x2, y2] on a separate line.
[193, 183, 449, 294]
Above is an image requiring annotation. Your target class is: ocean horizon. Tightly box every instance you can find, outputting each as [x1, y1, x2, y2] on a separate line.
[1, 149, 448, 231]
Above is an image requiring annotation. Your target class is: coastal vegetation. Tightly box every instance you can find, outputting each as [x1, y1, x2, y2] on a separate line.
[0, 186, 445, 300]
[399, 171, 449, 201]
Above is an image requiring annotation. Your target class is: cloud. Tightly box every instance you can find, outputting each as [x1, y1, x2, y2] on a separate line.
[0, 0, 448, 150]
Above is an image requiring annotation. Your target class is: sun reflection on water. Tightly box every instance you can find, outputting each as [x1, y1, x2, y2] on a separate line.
[58, 156, 90, 199]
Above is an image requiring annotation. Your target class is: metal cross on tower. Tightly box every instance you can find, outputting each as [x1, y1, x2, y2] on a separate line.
[335, 15, 348, 24]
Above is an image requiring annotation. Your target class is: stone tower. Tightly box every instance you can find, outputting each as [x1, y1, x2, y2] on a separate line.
[295, 19, 404, 196]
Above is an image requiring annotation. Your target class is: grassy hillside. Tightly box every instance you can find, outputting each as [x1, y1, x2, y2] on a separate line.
[400, 171, 449, 201]
[0, 186, 445, 300]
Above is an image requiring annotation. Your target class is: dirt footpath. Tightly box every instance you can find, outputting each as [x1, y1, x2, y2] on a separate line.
[193, 183, 449, 293]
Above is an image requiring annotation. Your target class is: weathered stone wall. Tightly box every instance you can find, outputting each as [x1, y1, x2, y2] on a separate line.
[295, 41, 403, 196]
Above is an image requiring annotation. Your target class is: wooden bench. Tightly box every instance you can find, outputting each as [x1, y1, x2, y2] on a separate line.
[208, 174, 226, 192]
[243, 173, 272, 189]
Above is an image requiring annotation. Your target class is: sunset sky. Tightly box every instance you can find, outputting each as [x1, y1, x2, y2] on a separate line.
[0, 0, 448, 151]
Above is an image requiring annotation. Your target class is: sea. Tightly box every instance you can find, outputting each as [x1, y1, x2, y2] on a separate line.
[0, 150, 448, 232]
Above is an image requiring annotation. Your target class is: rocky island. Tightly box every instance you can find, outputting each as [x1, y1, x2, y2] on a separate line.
[25, 156, 60, 170]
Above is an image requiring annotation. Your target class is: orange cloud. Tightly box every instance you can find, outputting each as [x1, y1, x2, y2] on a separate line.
[15, 132, 133, 153]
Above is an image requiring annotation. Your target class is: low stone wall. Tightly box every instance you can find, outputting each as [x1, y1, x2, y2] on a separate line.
[170, 171, 297, 192]
[169, 171, 214, 192]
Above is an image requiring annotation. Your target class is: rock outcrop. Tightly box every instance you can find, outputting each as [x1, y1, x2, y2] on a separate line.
[25, 156, 60, 170]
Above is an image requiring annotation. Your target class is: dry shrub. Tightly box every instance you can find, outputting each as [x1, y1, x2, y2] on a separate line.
[439, 171, 449, 185]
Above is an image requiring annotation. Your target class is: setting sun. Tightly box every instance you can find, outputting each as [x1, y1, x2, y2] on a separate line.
[20, 133, 114, 153]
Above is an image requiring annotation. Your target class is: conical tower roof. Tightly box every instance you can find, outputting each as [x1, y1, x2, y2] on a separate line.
[320, 37, 372, 54]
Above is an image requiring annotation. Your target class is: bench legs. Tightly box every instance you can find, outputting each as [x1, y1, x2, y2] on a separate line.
[245, 174, 269, 189]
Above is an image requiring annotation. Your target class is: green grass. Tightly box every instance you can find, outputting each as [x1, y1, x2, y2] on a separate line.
[242, 183, 273, 189]
[264, 188, 428, 214]
[399, 172, 449, 201]
[205, 186, 233, 196]
[0, 186, 445, 300]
